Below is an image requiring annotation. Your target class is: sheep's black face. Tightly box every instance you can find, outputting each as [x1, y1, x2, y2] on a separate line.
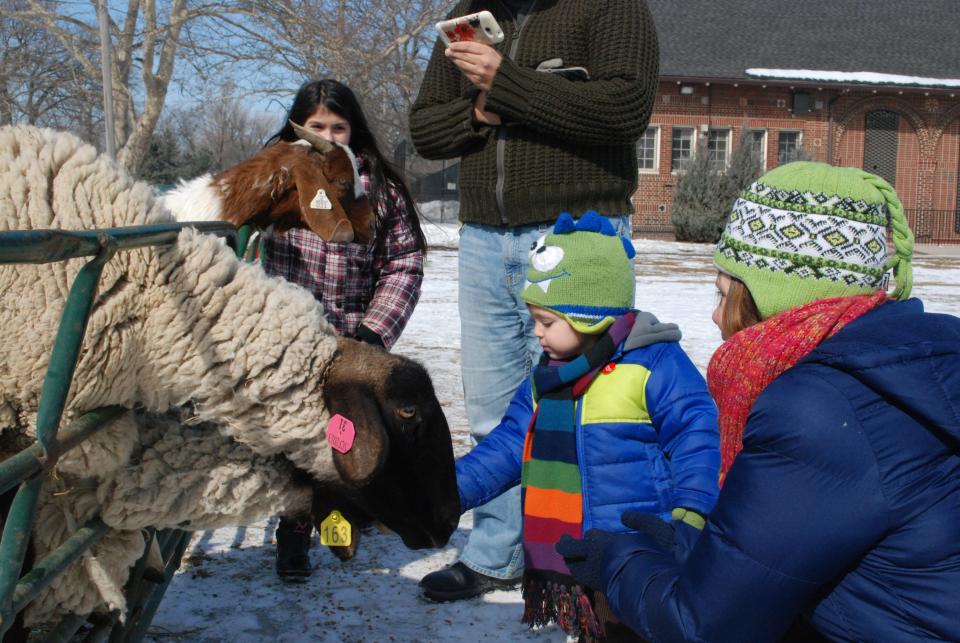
[319, 341, 460, 551]
[356, 360, 460, 549]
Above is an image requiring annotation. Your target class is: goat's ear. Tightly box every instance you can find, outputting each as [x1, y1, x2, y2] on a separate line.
[291, 163, 354, 242]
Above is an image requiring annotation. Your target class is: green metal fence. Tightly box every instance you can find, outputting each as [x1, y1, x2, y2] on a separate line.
[0, 222, 238, 641]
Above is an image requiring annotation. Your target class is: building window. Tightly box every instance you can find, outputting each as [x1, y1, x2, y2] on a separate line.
[637, 126, 659, 172]
[671, 127, 694, 171]
[748, 129, 767, 169]
[778, 131, 802, 164]
[707, 129, 730, 168]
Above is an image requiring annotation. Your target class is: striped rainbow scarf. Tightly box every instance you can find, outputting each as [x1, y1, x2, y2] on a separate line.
[521, 312, 635, 640]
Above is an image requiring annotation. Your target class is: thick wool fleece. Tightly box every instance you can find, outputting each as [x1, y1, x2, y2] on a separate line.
[0, 126, 342, 623]
[27, 478, 145, 626]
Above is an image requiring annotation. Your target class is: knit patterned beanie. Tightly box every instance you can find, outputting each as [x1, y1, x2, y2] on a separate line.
[522, 211, 636, 334]
[714, 161, 914, 319]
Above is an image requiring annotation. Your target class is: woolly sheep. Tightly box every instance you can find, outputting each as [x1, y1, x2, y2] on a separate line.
[0, 125, 459, 627]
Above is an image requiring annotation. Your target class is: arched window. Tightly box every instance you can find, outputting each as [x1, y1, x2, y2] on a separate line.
[863, 110, 900, 186]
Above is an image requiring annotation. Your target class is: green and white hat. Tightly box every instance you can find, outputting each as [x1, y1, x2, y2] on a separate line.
[714, 161, 914, 319]
[522, 211, 636, 334]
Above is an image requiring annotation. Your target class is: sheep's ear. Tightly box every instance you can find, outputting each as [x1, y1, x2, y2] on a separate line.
[326, 390, 389, 484]
[291, 163, 355, 242]
[323, 342, 390, 484]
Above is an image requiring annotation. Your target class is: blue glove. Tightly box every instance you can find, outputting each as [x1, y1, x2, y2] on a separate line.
[620, 509, 705, 563]
[672, 520, 700, 562]
[620, 511, 673, 548]
[671, 508, 705, 562]
[555, 529, 618, 591]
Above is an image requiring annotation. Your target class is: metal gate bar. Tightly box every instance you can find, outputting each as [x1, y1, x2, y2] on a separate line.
[0, 406, 126, 497]
[0, 223, 238, 265]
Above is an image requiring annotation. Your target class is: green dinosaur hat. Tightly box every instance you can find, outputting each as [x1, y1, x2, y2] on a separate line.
[714, 161, 914, 319]
[522, 211, 636, 334]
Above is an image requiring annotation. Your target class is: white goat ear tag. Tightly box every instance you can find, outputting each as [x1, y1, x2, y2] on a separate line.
[320, 510, 352, 547]
[310, 188, 333, 210]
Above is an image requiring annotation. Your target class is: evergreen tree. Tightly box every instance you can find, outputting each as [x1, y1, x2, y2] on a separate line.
[719, 132, 765, 221]
[137, 128, 182, 186]
[670, 140, 725, 242]
[670, 133, 766, 243]
[137, 127, 218, 188]
[178, 148, 217, 181]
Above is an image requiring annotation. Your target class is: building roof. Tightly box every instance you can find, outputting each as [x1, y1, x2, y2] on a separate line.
[648, 0, 960, 88]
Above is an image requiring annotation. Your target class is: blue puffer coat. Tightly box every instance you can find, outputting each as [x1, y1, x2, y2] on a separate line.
[599, 299, 960, 642]
[456, 315, 720, 532]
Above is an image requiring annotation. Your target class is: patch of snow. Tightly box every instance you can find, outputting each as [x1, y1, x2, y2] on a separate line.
[745, 68, 960, 88]
[147, 241, 960, 642]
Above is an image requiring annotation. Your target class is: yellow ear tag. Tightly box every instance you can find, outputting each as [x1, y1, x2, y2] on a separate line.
[319, 510, 352, 547]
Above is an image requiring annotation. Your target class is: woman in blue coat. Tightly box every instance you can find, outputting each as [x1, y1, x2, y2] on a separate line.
[558, 162, 960, 642]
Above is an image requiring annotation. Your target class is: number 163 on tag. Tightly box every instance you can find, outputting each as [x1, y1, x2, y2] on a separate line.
[320, 510, 352, 547]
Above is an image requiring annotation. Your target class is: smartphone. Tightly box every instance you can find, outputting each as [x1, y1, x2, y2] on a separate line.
[436, 11, 505, 47]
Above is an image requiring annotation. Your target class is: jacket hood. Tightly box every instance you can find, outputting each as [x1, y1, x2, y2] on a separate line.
[622, 310, 682, 351]
[803, 299, 960, 446]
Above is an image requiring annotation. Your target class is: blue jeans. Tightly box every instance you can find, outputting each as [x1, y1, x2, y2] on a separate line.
[457, 216, 632, 579]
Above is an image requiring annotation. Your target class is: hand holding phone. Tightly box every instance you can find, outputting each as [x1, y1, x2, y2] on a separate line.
[445, 42, 503, 91]
[436, 11, 504, 47]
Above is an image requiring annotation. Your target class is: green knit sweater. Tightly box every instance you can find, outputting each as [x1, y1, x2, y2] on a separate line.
[409, 0, 659, 227]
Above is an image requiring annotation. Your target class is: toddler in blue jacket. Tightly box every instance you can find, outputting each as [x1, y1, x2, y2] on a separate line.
[432, 213, 720, 641]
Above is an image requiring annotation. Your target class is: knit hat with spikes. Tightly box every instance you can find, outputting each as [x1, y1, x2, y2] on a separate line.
[522, 211, 636, 334]
[714, 161, 914, 319]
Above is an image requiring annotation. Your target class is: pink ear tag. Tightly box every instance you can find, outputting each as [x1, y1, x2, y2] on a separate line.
[328, 414, 356, 454]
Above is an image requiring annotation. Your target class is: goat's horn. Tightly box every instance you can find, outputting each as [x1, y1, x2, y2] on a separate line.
[290, 121, 335, 153]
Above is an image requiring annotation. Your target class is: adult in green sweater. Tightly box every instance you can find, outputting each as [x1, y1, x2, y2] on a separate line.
[410, 0, 658, 603]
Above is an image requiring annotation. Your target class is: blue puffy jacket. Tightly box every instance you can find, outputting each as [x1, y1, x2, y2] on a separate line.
[600, 299, 960, 642]
[456, 315, 720, 532]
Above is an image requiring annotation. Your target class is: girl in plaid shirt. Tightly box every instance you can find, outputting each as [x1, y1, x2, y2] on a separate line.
[263, 79, 426, 350]
[261, 79, 426, 581]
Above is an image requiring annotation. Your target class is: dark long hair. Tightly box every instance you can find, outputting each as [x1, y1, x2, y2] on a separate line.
[268, 79, 426, 252]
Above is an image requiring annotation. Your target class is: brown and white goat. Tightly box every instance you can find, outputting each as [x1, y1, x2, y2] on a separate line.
[163, 122, 375, 243]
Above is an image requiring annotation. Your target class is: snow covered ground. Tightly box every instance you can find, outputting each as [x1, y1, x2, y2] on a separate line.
[147, 228, 960, 642]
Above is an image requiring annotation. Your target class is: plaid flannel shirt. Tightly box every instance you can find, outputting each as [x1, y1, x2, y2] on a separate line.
[260, 163, 423, 349]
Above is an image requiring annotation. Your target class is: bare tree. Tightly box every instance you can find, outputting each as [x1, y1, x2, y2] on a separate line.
[216, 0, 447, 148]
[6, 0, 447, 173]
[6, 0, 256, 171]
[147, 84, 277, 184]
[187, 81, 276, 169]
[0, 0, 99, 136]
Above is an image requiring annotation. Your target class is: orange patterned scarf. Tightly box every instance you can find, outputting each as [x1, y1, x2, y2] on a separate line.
[707, 291, 888, 482]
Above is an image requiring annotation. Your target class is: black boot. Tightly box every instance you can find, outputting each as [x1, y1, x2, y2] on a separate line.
[419, 562, 520, 602]
[275, 515, 313, 582]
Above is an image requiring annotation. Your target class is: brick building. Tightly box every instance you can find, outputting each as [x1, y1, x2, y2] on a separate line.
[637, 0, 960, 243]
